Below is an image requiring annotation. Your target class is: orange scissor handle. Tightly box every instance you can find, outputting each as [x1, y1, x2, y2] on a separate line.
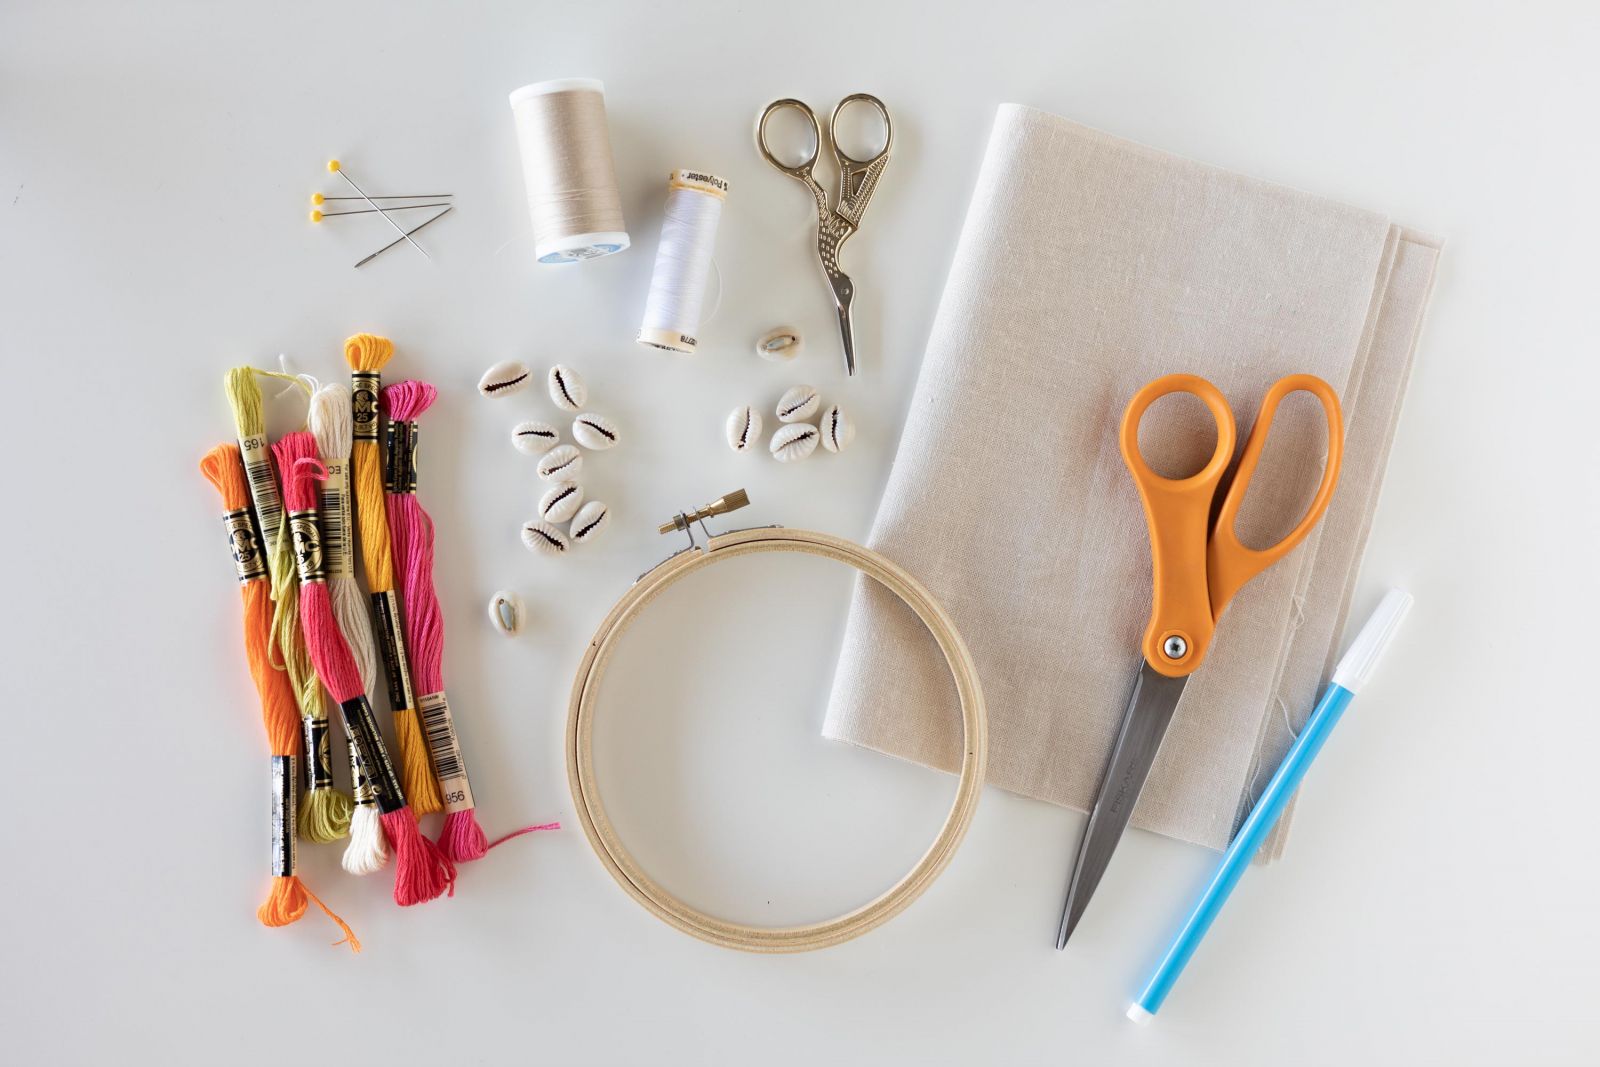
[1121, 373, 1344, 678]
[1121, 375, 1239, 678]
[1207, 373, 1344, 619]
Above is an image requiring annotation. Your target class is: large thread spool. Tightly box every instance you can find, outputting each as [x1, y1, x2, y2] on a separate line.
[638, 170, 728, 353]
[509, 78, 630, 264]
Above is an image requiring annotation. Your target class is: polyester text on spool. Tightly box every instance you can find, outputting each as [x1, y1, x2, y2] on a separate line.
[508, 78, 631, 264]
[638, 170, 729, 353]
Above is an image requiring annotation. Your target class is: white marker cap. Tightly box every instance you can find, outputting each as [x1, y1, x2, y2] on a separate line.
[1127, 1003, 1155, 1025]
[1330, 588, 1414, 694]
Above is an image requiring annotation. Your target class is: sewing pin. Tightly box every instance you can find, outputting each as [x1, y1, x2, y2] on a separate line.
[327, 160, 429, 260]
[310, 202, 451, 222]
[311, 193, 452, 205]
[355, 206, 452, 269]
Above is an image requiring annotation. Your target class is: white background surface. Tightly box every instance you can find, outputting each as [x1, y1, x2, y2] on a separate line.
[4, 1, 1597, 1063]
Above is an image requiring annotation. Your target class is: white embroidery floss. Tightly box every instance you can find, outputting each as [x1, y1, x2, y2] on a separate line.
[637, 171, 729, 354]
[508, 78, 630, 264]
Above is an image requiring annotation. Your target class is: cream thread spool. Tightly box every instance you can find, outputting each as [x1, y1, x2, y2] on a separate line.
[637, 170, 729, 353]
[508, 78, 631, 264]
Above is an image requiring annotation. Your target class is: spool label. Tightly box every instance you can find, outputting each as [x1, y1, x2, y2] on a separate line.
[371, 590, 416, 713]
[417, 691, 475, 814]
[302, 717, 333, 791]
[339, 695, 404, 814]
[318, 460, 355, 581]
[350, 372, 381, 443]
[346, 729, 377, 807]
[288, 509, 326, 584]
[223, 506, 268, 583]
[383, 421, 418, 495]
[538, 242, 626, 265]
[238, 433, 284, 554]
[270, 755, 297, 877]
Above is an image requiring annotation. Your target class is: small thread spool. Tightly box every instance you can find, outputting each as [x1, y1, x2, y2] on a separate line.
[638, 170, 729, 354]
[509, 78, 630, 264]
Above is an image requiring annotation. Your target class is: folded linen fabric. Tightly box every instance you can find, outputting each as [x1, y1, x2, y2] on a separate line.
[823, 104, 1439, 859]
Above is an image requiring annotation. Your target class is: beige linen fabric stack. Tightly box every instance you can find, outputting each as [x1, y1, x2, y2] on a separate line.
[823, 104, 1439, 859]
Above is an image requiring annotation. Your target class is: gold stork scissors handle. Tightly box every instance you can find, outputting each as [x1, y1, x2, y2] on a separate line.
[756, 94, 893, 375]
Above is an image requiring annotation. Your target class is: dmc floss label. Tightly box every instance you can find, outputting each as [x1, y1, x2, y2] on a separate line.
[350, 372, 381, 443]
[339, 696, 405, 814]
[508, 78, 631, 264]
[238, 433, 284, 553]
[383, 421, 418, 495]
[318, 461, 355, 581]
[417, 692, 475, 814]
[347, 740, 377, 807]
[288, 510, 327, 584]
[223, 507, 268, 583]
[371, 590, 417, 713]
[270, 755, 297, 877]
[302, 717, 334, 791]
[638, 170, 728, 353]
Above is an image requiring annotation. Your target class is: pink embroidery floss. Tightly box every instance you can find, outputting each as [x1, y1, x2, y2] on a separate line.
[275, 430, 457, 906]
[382, 380, 558, 862]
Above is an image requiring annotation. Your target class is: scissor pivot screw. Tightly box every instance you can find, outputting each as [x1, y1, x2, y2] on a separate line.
[1162, 635, 1188, 660]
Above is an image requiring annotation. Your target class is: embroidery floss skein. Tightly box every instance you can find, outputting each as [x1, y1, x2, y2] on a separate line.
[508, 78, 630, 263]
[225, 366, 353, 842]
[637, 170, 728, 354]
[199, 443, 359, 950]
[309, 383, 390, 876]
[343, 334, 445, 817]
[276, 431, 457, 906]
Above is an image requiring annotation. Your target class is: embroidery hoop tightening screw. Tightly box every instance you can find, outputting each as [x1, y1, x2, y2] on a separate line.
[658, 489, 751, 548]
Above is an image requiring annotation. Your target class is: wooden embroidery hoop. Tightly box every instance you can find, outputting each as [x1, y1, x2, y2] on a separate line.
[566, 499, 988, 952]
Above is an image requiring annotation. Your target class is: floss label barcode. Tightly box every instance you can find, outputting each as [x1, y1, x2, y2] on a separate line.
[418, 691, 475, 814]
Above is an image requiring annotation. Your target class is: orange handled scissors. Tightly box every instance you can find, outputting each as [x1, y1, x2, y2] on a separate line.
[1056, 373, 1344, 948]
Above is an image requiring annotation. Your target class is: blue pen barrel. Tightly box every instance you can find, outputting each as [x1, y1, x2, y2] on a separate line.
[1132, 683, 1356, 1020]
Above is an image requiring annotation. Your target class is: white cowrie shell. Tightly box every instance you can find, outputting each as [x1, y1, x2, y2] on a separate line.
[819, 404, 856, 453]
[538, 480, 585, 523]
[571, 412, 620, 450]
[776, 385, 820, 423]
[511, 420, 560, 455]
[570, 500, 611, 543]
[770, 422, 819, 462]
[488, 590, 523, 635]
[548, 364, 587, 412]
[755, 326, 802, 362]
[726, 405, 763, 452]
[479, 360, 532, 398]
[520, 520, 570, 557]
[537, 443, 583, 481]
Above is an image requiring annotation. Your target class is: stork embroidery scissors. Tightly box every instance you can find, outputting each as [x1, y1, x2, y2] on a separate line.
[1056, 372, 1345, 948]
[756, 94, 893, 376]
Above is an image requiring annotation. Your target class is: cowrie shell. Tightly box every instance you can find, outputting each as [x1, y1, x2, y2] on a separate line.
[479, 360, 532, 398]
[755, 326, 802, 362]
[770, 422, 819, 462]
[819, 404, 856, 453]
[511, 420, 560, 455]
[726, 405, 763, 452]
[548, 364, 587, 412]
[488, 590, 523, 635]
[538, 480, 584, 523]
[520, 520, 570, 556]
[571, 412, 620, 450]
[570, 500, 610, 543]
[536, 443, 583, 481]
[776, 385, 820, 423]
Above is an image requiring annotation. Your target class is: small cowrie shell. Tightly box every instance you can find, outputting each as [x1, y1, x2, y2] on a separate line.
[726, 405, 763, 452]
[548, 364, 587, 412]
[520, 520, 570, 556]
[511, 420, 560, 455]
[538, 480, 585, 523]
[570, 500, 610, 543]
[571, 412, 620, 450]
[755, 326, 802, 362]
[479, 360, 532, 398]
[770, 422, 819, 462]
[776, 384, 820, 423]
[819, 404, 856, 453]
[536, 443, 583, 481]
[488, 590, 523, 635]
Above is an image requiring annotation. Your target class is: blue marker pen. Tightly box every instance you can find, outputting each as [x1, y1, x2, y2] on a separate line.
[1128, 589, 1414, 1024]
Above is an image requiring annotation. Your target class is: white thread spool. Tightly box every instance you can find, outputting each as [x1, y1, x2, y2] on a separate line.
[637, 170, 729, 353]
[508, 78, 631, 264]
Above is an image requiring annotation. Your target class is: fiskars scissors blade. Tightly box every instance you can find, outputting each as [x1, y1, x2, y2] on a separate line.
[1057, 663, 1188, 949]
